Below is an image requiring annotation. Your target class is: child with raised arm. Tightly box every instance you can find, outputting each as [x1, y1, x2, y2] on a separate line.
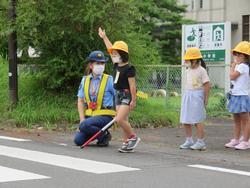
[98, 27, 140, 153]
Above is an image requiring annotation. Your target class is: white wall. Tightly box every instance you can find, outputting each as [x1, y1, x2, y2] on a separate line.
[179, 0, 250, 46]
[226, 0, 250, 46]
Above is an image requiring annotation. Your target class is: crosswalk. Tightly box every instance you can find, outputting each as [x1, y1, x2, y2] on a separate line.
[0, 136, 31, 142]
[0, 166, 50, 183]
[0, 135, 140, 184]
[3, 135, 250, 187]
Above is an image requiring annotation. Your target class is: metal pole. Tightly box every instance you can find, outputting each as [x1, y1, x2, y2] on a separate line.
[165, 66, 169, 107]
[8, 0, 18, 104]
[224, 21, 231, 109]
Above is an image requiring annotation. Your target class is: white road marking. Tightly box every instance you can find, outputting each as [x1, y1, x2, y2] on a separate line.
[188, 164, 250, 177]
[54, 142, 68, 146]
[0, 166, 50, 183]
[0, 145, 140, 174]
[0, 136, 31, 142]
[58, 143, 67, 146]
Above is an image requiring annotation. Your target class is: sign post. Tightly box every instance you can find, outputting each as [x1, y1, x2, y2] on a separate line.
[182, 22, 231, 94]
[224, 22, 231, 94]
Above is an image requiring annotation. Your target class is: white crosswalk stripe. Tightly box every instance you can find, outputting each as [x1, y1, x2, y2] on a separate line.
[0, 145, 140, 174]
[0, 136, 31, 142]
[188, 164, 250, 177]
[0, 166, 50, 183]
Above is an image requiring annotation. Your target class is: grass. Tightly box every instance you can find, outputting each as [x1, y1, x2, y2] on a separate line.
[0, 57, 9, 118]
[0, 57, 78, 130]
[0, 57, 179, 129]
[131, 98, 179, 128]
[0, 57, 230, 130]
[164, 94, 230, 117]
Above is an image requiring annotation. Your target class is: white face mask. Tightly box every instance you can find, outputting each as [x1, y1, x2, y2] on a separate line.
[111, 55, 122, 64]
[92, 64, 105, 75]
[185, 61, 191, 68]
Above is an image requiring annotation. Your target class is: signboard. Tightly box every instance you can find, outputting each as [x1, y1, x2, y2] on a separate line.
[181, 22, 231, 94]
[183, 23, 227, 62]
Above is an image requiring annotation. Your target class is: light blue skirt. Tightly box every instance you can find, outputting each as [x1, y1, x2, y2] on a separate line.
[180, 89, 206, 124]
[227, 95, 250, 113]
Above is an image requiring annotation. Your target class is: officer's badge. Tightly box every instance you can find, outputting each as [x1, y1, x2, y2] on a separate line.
[97, 53, 102, 58]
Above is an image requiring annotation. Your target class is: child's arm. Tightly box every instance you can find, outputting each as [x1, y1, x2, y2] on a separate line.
[128, 77, 137, 110]
[98, 27, 113, 50]
[203, 82, 211, 106]
[230, 62, 241, 80]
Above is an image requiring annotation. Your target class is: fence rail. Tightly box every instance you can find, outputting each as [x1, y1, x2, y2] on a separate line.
[18, 63, 231, 117]
[136, 64, 230, 116]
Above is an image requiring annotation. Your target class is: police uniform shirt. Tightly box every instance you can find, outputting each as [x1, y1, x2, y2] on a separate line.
[77, 74, 115, 107]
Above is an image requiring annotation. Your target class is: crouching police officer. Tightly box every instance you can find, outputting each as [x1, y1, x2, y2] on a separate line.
[74, 50, 116, 147]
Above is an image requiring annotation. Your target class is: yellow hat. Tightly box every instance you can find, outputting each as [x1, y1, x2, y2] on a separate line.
[184, 47, 202, 60]
[108, 41, 128, 54]
[232, 41, 250, 56]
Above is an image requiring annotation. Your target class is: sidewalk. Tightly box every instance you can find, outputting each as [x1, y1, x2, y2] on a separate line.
[1, 117, 250, 167]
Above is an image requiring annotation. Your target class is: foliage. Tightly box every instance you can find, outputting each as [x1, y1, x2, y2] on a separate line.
[131, 98, 179, 128]
[0, 58, 78, 129]
[0, 58, 230, 129]
[0, 56, 8, 117]
[0, 0, 9, 57]
[0, 58, 177, 129]
[0, 0, 162, 90]
[136, 0, 193, 65]
[0, 0, 190, 90]
[165, 95, 230, 117]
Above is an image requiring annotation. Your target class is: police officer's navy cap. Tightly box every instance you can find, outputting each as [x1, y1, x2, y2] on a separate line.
[87, 50, 109, 63]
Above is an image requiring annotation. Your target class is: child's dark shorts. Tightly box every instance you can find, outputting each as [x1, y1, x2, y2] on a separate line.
[115, 90, 131, 105]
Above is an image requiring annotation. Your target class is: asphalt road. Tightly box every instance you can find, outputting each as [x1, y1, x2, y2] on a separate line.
[0, 121, 250, 188]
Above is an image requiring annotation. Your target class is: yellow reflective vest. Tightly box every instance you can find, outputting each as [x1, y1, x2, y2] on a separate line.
[84, 74, 116, 116]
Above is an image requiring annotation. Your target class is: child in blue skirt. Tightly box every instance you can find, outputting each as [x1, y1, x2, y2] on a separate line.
[225, 41, 250, 150]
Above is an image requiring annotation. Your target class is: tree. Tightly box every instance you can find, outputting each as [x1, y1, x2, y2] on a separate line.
[0, 0, 189, 90]
[1, 0, 162, 89]
[0, 0, 9, 57]
[136, 0, 191, 65]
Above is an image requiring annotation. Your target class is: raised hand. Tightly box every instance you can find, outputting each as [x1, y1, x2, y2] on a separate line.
[98, 27, 106, 39]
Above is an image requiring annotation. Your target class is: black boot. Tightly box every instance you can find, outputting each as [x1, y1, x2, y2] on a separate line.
[96, 131, 112, 147]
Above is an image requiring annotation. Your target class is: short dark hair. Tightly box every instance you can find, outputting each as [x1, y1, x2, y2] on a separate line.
[117, 50, 129, 63]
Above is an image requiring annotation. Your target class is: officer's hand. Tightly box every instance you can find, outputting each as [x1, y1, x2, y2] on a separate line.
[98, 27, 106, 38]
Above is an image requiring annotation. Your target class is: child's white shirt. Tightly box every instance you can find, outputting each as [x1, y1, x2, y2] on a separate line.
[248, 76, 250, 96]
[185, 66, 210, 90]
[231, 63, 249, 96]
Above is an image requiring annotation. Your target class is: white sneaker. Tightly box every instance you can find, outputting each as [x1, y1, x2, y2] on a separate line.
[190, 141, 206, 151]
[225, 139, 240, 148]
[234, 141, 249, 150]
[179, 140, 194, 149]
